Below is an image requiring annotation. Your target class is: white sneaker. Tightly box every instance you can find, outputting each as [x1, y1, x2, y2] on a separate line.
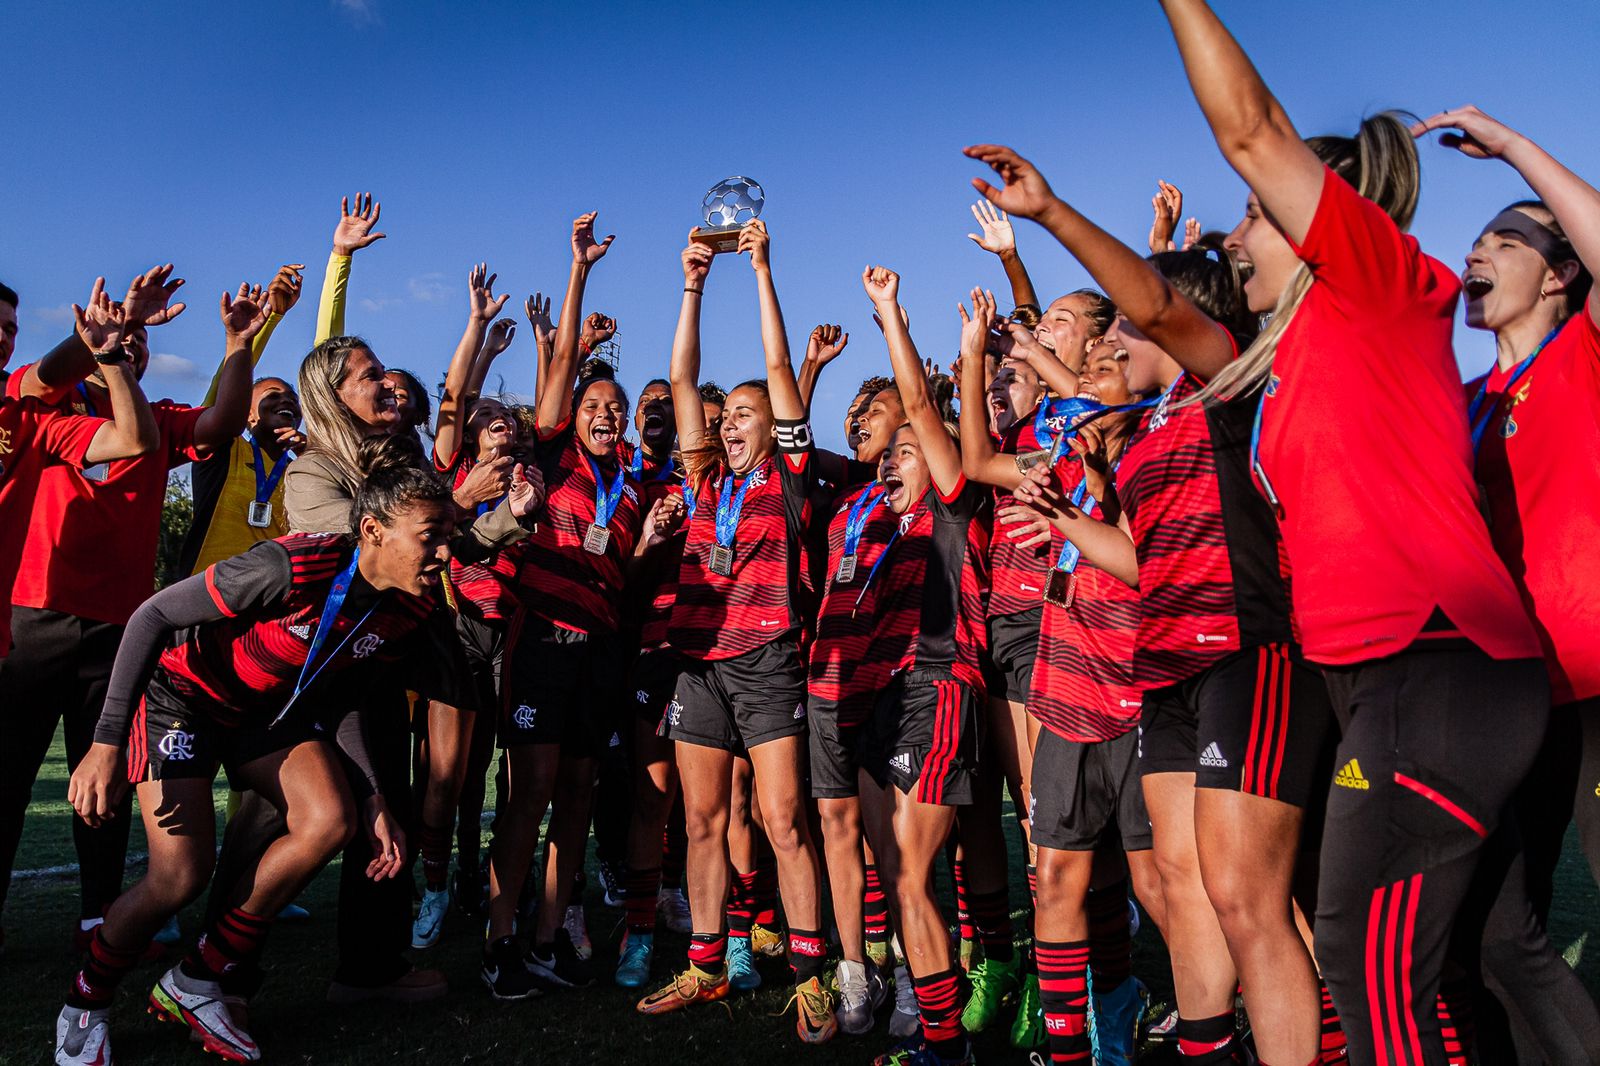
[412, 888, 449, 949]
[562, 904, 593, 961]
[656, 887, 692, 935]
[149, 965, 261, 1061]
[835, 959, 874, 1035]
[54, 1004, 111, 1066]
[889, 962, 920, 1038]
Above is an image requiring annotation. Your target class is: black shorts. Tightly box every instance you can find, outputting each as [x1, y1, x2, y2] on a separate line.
[665, 639, 808, 753]
[1138, 643, 1336, 808]
[859, 668, 981, 806]
[501, 613, 624, 759]
[809, 694, 870, 800]
[632, 649, 680, 730]
[984, 608, 1041, 705]
[128, 670, 315, 787]
[1030, 725, 1150, 852]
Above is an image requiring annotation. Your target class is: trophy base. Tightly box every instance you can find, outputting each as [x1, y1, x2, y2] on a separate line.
[691, 225, 744, 253]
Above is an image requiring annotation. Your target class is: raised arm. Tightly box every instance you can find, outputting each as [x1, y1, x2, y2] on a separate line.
[797, 323, 849, 415]
[967, 200, 1040, 311]
[1157, 0, 1324, 243]
[956, 288, 1030, 489]
[738, 221, 804, 422]
[862, 266, 963, 497]
[1415, 105, 1600, 327]
[534, 211, 613, 433]
[203, 264, 302, 406]
[524, 292, 555, 409]
[671, 238, 715, 452]
[464, 319, 516, 405]
[18, 264, 186, 402]
[317, 192, 386, 344]
[194, 283, 272, 449]
[967, 143, 1234, 380]
[73, 281, 159, 464]
[434, 264, 507, 466]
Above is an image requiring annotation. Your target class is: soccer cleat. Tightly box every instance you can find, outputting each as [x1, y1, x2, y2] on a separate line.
[636, 965, 731, 1015]
[786, 975, 839, 1044]
[750, 921, 785, 958]
[961, 953, 1021, 1032]
[872, 1035, 976, 1066]
[1010, 972, 1046, 1049]
[867, 962, 890, 1011]
[412, 888, 449, 949]
[54, 1004, 112, 1066]
[481, 936, 541, 1001]
[614, 931, 654, 989]
[597, 859, 625, 909]
[890, 963, 921, 1038]
[148, 965, 261, 1062]
[562, 904, 593, 961]
[452, 866, 488, 919]
[1090, 975, 1145, 1066]
[656, 888, 693, 935]
[728, 936, 762, 991]
[526, 929, 592, 988]
[277, 902, 311, 922]
[835, 959, 875, 1036]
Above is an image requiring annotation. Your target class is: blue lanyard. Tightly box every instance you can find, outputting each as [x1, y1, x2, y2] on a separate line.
[842, 486, 887, 556]
[715, 464, 761, 548]
[853, 509, 914, 612]
[272, 548, 379, 726]
[1033, 396, 1100, 458]
[1466, 325, 1562, 453]
[245, 432, 290, 506]
[587, 456, 625, 529]
[683, 480, 699, 520]
[630, 444, 674, 482]
[76, 383, 97, 417]
[1249, 374, 1282, 512]
[1039, 378, 1180, 464]
[1053, 480, 1095, 573]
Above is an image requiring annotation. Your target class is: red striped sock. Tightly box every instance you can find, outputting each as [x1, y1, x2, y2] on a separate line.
[626, 865, 661, 934]
[186, 907, 271, 980]
[70, 927, 143, 1007]
[952, 861, 974, 943]
[968, 886, 1014, 963]
[1036, 938, 1092, 1063]
[727, 870, 758, 942]
[419, 820, 453, 890]
[1086, 879, 1132, 986]
[912, 968, 968, 1062]
[1437, 983, 1472, 1066]
[1176, 1011, 1237, 1063]
[863, 864, 891, 948]
[788, 928, 826, 983]
[1319, 981, 1348, 1062]
[688, 931, 726, 973]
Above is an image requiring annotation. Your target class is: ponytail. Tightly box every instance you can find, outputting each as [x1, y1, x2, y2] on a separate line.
[351, 435, 450, 530]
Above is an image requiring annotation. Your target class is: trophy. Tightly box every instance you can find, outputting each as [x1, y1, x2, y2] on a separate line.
[692, 176, 765, 253]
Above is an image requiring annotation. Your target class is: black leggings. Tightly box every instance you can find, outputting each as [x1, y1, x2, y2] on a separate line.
[1315, 644, 1551, 1066]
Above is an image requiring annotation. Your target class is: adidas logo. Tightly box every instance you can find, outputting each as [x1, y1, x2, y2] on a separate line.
[1334, 758, 1370, 790]
[793, 704, 806, 720]
[890, 752, 913, 775]
[1199, 742, 1228, 768]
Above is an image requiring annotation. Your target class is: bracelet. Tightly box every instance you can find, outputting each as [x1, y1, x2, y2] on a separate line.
[684, 287, 703, 295]
[92, 345, 131, 365]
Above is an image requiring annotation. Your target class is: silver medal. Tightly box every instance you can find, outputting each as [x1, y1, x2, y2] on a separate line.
[583, 523, 611, 555]
[247, 500, 273, 528]
[709, 544, 734, 577]
[836, 553, 858, 584]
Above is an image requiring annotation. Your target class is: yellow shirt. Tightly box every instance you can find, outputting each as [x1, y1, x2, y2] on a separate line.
[187, 434, 292, 575]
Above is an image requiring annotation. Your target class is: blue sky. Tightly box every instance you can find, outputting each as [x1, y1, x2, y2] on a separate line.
[7, 0, 1599, 450]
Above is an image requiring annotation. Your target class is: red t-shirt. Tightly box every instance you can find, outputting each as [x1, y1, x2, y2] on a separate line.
[0, 397, 104, 649]
[8, 368, 207, 625]
[1469, 310, 1600, 702]
[1257, 169, 1540, 665]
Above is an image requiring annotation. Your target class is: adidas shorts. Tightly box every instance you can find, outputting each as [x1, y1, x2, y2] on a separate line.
[1029, 725, 1151, 852]
[984, 607, 1042, 705]
[500, 613, 625, 758]
[631, 648, 680, 728]
[859, 668, 981, 806]
[127, 668, 316, 786]
[664, 638, 808, 753]
[809, 693, 873, 800]
[1138, 644, 1336, 808]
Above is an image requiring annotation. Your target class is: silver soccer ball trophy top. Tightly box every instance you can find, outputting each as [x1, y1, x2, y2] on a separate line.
[695, 176, 765, 252]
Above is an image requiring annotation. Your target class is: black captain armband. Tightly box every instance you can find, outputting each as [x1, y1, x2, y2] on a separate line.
[774, 418, 813, 453]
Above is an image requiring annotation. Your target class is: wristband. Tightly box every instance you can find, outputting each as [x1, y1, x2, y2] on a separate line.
[684, 287, 703, 295]
[92, 345, 131, 365]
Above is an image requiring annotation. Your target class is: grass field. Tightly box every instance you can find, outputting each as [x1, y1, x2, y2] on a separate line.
[3, 729, 1599, 1065]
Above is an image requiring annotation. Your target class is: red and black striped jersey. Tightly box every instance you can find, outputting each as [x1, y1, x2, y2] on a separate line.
[637, 481, 686, 651]
[442, 454, 524, 624]
[669, 435, 813, 662]
[516, 422, 642, 635]
[808, 483, 904, 720]
[1028, 463, 1143, 742]
[620, 439, 677, 485]
[156, 534, 440, 727]
[1116, 372, 1292, 688]
[988, 408, 1056, 618]
[853, 478, 990, 690]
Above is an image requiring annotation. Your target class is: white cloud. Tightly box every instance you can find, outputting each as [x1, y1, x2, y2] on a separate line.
[27, 304, 75, 326]
[146, 353, 205, 382]
[359, 296, 401, 313]
[407, 274, 449, 303]
[333, 0, 379, 25]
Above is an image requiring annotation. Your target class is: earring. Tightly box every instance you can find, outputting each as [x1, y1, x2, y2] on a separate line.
[1540, 287, 1548, 299]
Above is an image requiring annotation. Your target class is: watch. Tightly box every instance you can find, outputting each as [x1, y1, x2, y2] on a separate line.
[92, 345, 131, 365]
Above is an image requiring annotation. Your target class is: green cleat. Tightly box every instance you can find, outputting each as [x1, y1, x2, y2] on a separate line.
[1010, 971, 1046, 1048]
[961, 953, 1021, 1032]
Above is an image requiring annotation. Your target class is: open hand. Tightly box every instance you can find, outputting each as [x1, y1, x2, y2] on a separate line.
[525, 292, 555, 347]
[73, 278, 128, 354]
[967, 200, 1017, 256]
[996, 503, 1053, 549]
[334, 192, 386, 255]
[121, 263, 187, 328]
[964, 144, 1058, 221]
[572, 211, 615, 266]
[482, 318, 516, 359]
[957, 288, 997, 358]
[221, 283, 272, 344]
[468, 263, 509, 322]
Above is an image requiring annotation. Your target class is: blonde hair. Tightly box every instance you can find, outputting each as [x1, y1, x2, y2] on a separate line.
[298, 335, 379, 493]
[1194, 112, 1420, 405]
